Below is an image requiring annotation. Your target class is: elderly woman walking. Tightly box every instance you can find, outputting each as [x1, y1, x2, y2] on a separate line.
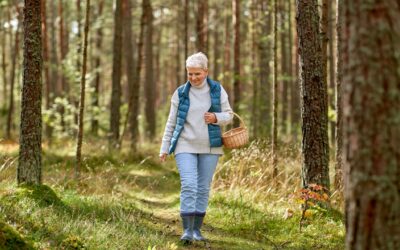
[159, 52, 233, 243]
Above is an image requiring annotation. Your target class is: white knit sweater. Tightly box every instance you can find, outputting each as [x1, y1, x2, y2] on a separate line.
[160, 79, 233, 155]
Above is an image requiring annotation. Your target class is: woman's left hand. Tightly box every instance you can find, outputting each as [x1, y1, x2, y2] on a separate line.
[204, 112, 217, 124]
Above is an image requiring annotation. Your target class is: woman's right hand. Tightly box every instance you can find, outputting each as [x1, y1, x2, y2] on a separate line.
[159, 153, 167, 162]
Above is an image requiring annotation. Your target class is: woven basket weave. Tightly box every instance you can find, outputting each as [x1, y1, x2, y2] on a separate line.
[222, 112, 249, 149]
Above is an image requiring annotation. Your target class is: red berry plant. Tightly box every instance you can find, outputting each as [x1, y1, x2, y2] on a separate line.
[293, 183, 330, 232]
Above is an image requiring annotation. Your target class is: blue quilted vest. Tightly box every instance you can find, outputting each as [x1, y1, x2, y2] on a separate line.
[168, 77, 222, 154]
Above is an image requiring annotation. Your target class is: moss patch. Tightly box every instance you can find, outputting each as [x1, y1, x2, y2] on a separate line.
[0, 221, 34, 250]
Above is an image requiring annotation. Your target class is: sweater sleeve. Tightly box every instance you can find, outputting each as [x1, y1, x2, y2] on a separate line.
[160, 90, 179, 154]
[213, 85, 233, 126]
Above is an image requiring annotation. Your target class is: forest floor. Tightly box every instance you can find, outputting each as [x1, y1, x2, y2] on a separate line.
[0, 138, 345, 250]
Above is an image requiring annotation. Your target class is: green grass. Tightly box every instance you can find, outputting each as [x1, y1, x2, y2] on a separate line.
[0, 140, 345, 249]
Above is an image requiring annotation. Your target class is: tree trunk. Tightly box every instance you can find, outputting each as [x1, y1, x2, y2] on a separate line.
[91, 0, 104, 135]
[49, 0, 58, 97]
[129, 0, 145, 150]
[213, 18, 220, 81]
[223, 0, 231, 98]
[280, 0, 288, 136]
[334, 0, 343, 191]
[272, 0, 278, 177]
[342, 1, 400, 249]
[58, 0, 67, 131]
[1, 13, 7, 110]
[296, 0, 330, 189]
[143, 0, 155, 140]
[250, 0, 259, 138]
[257, 0, 272, 139]
[292, 0, 301, 142]
[6, 6, 20, 139]
[74, 0, 82, 127]
[232, 0, 240, 124]
[18, 0, 42, 185]
[75, 0, 90, 178]
[321, 0, 330, 145]
[41, 0, 52, 140]
[121, 0, 138, 151]
[196, 1, 208, 54]
[328, 0, 336, 147]
[183, 0, 188, 80]
[289, 0, 299, 141]
[109, 0, 123, 148]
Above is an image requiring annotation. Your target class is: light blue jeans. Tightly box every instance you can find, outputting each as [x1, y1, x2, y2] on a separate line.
[175, 153, 220, 216]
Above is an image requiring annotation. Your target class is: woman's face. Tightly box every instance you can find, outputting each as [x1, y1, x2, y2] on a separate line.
[187, 67, 208, 86]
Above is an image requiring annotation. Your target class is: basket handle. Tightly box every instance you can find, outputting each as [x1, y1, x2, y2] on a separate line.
[229, 112, 246, 128]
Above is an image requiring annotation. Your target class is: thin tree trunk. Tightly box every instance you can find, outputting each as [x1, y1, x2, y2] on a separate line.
[74, 0, 82, 127]
[321, 0, 330, 144]
[289, 0, 299, 141]
[143, 0, 155, 140]
[250, 0, 259, 138]
[183, 0, 188, 80]
[342, 1, 400, 248]
[75, 0, 90, 178]
[49, 0, 58, 97]
[328, 0, 335, 146]
[18, 0, 42, 185]
[6, 5, 21, 139]
[196, 1, 207, 53]
[129, 0, 145, 150]
[58, 0, 67, 131]
[223, 0, 231, 97]
[1, 13, 7, 110]
[232, 0, 241, 125]
[272, 0, 278, 177]
[91, 1, 104, 135]
[280, 0, 288, 136]
[258, 0, 272, 139]
[109, 0, 123, 148]
[292, 0, 300, 141]
[334, 0, 343, 191]
[120, 0, 138, 151]
[41, 0, 51, 140]
[213, 18, 220, 81]
[296, 0, 330, 189]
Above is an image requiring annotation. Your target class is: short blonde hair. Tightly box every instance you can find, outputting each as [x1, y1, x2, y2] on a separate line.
[186, 52, 208, 69]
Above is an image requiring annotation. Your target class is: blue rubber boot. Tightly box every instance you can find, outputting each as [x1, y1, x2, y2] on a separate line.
[193, 215, 206, 241]
[180, 215, 194, 244]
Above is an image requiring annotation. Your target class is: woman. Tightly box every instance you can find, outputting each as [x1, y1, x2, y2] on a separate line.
[159, 52, 233, 243]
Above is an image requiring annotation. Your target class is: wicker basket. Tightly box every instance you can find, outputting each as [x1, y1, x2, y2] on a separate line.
[222, 112, 249, 149]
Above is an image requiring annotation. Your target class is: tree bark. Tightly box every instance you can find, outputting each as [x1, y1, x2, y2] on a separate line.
[334, 0, 343, 191]
[339, 0, 400, 249]
[342, 1, 400, 248]
[143, 0, 155, 140]
[296, 0, 330, 189]
[121, 0, 138, 151]
[109, 0, 123, 148]
[328, 0, 336, 146]
[41, 0, 52, 140]
[75, 0, 90, 178]
[258, 0, 272, 139]
[183, 0, 188, 81]
[223, 0, 231, 98]
[280, 0, 288, 136]
[232, 0, 241, 125]
[18, 0, 42, 185]
[91, 0, 104, 135]
[196, 1, 208, 54]
[129, 0, 145, 150]
[289, 0, 299, 141]
[272, 0, 278, 177]
[6, 6, 20, 140]
[1, 13, 7, 110]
